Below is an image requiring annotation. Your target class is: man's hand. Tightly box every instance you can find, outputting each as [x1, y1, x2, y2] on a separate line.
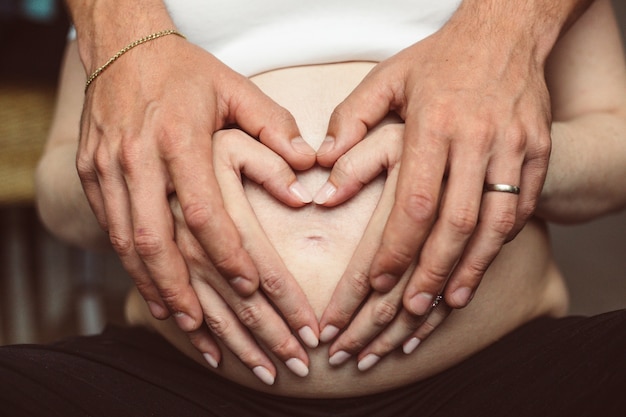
[317, 122, 452, 370]
[75, 27, 316, 333]
[314, 0, 588, 315]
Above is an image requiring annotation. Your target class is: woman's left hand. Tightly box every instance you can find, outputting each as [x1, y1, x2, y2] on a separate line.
[169, 129, 320, 384]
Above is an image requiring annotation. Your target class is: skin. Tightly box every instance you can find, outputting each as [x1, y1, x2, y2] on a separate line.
[51, 0, 624, 379]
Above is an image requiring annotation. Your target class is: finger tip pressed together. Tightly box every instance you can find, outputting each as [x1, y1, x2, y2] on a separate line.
[298, 326, 320, 348]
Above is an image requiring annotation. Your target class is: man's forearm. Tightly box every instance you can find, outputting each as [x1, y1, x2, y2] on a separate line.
[451, 0, 595, 63]
[64, 0, 175, 72]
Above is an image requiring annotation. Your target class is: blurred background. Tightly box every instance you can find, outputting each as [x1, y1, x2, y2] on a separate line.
[1, 0, 625, 346]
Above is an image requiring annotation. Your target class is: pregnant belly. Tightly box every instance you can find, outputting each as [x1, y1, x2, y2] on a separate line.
[127, 218, 567, 398]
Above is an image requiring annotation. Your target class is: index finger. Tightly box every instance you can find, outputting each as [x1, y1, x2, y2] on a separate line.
[368, 121, 448, 293]
[166, 135, 260, 297]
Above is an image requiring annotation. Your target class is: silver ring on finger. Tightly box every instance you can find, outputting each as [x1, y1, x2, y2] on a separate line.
[483, 183, 520, 195]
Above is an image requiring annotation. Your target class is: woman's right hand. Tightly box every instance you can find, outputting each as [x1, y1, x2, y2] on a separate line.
[168, 129, 319, 385]
[318, 122, 453, 370]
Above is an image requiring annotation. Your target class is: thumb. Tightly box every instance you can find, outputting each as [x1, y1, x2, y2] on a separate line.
[318, 68, 399, 167]
[227, 77, 316, 171]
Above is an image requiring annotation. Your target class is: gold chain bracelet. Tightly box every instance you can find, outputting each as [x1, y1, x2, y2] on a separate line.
[84, 29, 186, 92]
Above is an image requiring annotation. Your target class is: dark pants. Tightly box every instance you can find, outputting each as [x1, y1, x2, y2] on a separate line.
[1, 310, 625, 417]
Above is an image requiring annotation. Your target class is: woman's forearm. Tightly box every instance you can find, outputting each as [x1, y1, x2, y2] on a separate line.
[538, 111, 626, 223]
[35, 142, 110, 251]
[64, 0, 175, 72]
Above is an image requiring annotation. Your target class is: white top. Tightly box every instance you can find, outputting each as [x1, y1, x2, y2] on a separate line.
[164, 0, 461, 76]
[70, 1, 462, 77]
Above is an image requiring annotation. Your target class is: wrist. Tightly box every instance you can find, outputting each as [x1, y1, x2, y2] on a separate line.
[65, 0, 175, 73]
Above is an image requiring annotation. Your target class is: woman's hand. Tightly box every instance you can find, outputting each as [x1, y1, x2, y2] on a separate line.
[318, 123, 452, 370]
[168, 129, 320, 385]
[316, 3, 554, 314]
[76, 34, 316, 334]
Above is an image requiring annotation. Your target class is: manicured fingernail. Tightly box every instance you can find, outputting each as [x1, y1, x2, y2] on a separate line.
[317, 135, 335, 154]
[320, 325, 340, 343]
[253, 366, 275, 386]
[291, 136, 315, 155]
[298, 326, 319, 348]
[285, 358, 309, 377]
[203, 353, 219, 369]
[313, 182, 336, 205]
[329, 350, 351, 366]
[451, 287, 473, 307]
[408, 292, 434, 315]
[357, 354, 380, 372]
[289, 181, 313, 204]
[147, 301, 168, 318]
[403, 337, 421, 355]
[173, 311, 196, 331]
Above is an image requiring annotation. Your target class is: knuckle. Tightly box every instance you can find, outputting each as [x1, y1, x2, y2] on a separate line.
[182, 201, 214, 232]
[261, 270, 287, 298]
[157, 287, 183, 307]
[75, 155, 95, 180]
[347, 270, 372, 299]
[400, 192, 438, 226]
[334, 152, 360, 183]
[421, 263, 451, 287]
[92, 147, 114, 177]
[372, 335, 397, 355]
[235, 349, 265, 368]
[117, 141, 143, 175]
[133, 229, 167, 260]
[490, 208, 517, 236]
[268, 336, 299, 358]
[341, 335, 367, 353]
[371, 300, 399, 327]
[463, 257, 492, 280]
[237, 303, 264, 330]
[205, 313, 232, 339]
[380, 243, 415, 273]
[108, 231, 134, 256]
[211, 248, 244, 277]
[445, 207, 478, 236]
[416, 319, 438, 339]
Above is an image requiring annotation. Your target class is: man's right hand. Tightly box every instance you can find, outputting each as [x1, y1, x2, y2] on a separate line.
[72, 9, 317, 349]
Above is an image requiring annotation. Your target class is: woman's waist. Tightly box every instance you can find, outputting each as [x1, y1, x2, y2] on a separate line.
[126, 220, 568, 397]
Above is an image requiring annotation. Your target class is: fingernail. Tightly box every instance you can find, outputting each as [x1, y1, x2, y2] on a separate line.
[451, 287, 473, 307]
[285, 358, 309, 377]
[252, 366, 275, 386]
[313, 182, 336, 205]
[357, 353, 380, 372]
[329, 350, 351, 366]
[289, 181, 313, 204]
[319, 325, 340, 343]
[317, 135, 335, 154]
[403, 337, 421, 355]
[291, 136, 315, 155]
[298, 326, 319, 348]
[173, 311, 196, 331]
[147, 301, 168, 318]
[408, 292, 434, 315]
[203, 353, 219, 369]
